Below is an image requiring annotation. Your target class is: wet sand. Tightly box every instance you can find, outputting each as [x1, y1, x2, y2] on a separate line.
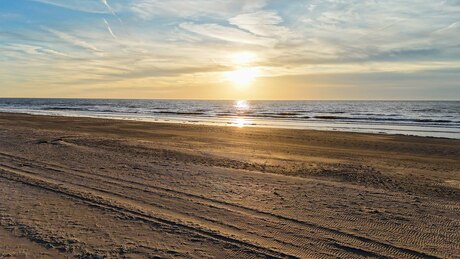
[0, 112, 459, 258]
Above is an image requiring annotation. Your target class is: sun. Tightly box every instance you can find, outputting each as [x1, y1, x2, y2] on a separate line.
[226, 52, 259, 87]
[225, 67, 259, 86]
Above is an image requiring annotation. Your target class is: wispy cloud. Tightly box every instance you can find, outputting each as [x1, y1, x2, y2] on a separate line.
[47, 28, 103, 54]
[31, 0, 108, 13]
[2, 43, 69, 57]
[130, 0, 267, 19]
[179, 22, 275, 46]
[2, 0, 460, 99]
[228, 11, 289, 37]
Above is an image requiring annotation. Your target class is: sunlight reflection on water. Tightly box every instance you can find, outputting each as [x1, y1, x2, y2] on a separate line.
[235, 100, 249, 111]
[231, 117, 250, 128]
[229, 100, 251, 127]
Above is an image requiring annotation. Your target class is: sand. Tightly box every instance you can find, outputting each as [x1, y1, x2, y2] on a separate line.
[0, 112, 459, 258]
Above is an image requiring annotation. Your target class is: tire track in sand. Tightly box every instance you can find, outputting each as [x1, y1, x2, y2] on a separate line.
[0, 165, 298, 258]
[0, 152, 442, 258]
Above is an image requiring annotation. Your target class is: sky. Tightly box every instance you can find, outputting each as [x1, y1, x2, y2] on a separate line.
[0, 0, 459, 100]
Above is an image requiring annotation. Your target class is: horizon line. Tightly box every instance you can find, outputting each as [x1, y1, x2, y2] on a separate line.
[0, 97, 459, 102]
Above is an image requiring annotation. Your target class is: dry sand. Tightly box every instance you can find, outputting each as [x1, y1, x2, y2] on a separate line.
[0, 112, 459, 258]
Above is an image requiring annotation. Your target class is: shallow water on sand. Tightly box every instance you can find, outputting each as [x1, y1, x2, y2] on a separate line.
[0, 98, 459, 138]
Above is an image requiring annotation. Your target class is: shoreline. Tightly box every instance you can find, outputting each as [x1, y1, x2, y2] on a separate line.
[0, 112, 459, 257]
[0, 111, 458, 140]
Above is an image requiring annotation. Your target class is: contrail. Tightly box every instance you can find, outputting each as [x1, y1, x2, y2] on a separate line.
[101, 0, 123, 24]
[100, 0, 127, 39]
[104, 19, 117, 39]
[101, 0, 115, 16]
[434, 21, 460, 33]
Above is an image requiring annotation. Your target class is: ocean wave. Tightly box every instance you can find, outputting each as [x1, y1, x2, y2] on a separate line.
[155, 111, 206, 115]
[44, 107, 86, 111]
[2, 99, 459, 138]
[314, 115, 339, 119]
[312, 115, 453, 123]
[259, 112, 301, 116]
[43, 106, 141, 114]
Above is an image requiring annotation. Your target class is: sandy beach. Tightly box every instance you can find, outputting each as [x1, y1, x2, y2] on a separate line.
[0, 112, 459, 258]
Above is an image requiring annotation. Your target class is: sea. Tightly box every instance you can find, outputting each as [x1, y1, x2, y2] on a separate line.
[0, 98, 459, 139]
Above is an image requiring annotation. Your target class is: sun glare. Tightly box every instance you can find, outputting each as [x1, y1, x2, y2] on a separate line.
[225, 52, 259, 87]
[235, 100, 249, 110]
[232, 118, 249, 128]
[226, 67, 259, 86]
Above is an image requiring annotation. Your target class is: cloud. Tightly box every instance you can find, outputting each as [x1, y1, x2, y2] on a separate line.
[0, 13, 23, 21]
[179, 22, 275, 46]
[130, 0, 267, 19]
[228, 11, 289, 37]
[2, 0, 460, 99]
[2, 44, 69, 57]
[47, 28, 103, 53]
[31, 0, 108, 13]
